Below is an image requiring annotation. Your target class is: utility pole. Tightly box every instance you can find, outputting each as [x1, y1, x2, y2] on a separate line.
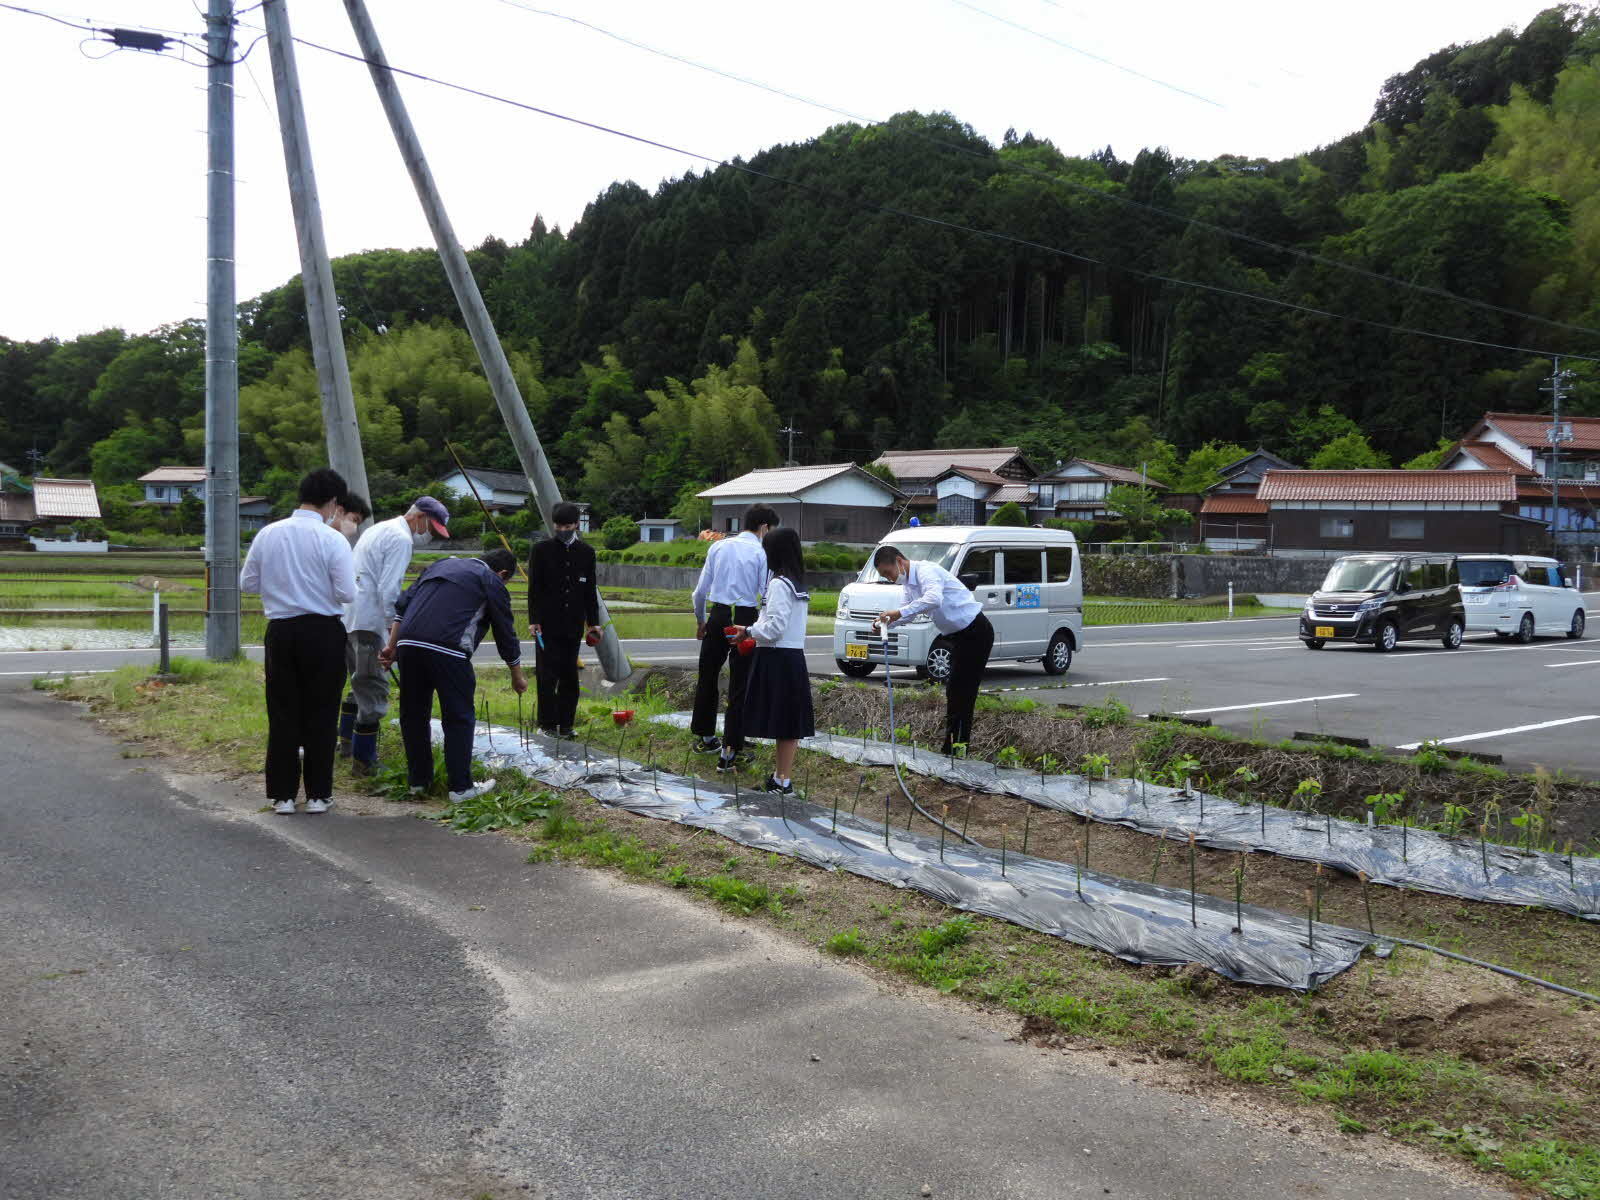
[778, 422, 799, 466]
[204, 0, 240, 661]
[262, 0, 369, 511]
[340, 0, 628, 682]
[1542, 356, 1575, 552]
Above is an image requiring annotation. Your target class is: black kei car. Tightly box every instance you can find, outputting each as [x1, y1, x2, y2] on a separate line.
[1300, 554, 1466, 652]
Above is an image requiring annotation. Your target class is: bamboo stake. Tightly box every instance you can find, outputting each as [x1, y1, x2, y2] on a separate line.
[1480, 824, 1490, 882]
[1000, 824, 1009, 876]
[961, 794, 973, 840]
[938, 804, 948, 862]
[1074, 837, 1084, 897]
[1232, 853, 1244, 933]
[1358, 870, 1375, 936]
[852, 772, 865, 815]
[1187, 831, 1197, 927]
[1305, 886, 1317, 951]
[1151, 829, 1168, 884]
[831, 791, 840, 834]
[1314, 863, 1324, 922]
[1022, 799, 1033, 854]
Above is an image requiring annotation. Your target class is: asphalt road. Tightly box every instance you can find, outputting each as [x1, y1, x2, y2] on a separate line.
[1, 688, 1502, 1200]
[7, 595, 1600, 777]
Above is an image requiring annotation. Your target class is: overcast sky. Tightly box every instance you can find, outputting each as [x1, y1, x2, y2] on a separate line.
[0, 0, 1562, 343]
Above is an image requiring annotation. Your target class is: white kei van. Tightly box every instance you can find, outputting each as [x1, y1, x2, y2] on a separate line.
[831, 526, 1083, 682]
[1455, 554, 1586, 641]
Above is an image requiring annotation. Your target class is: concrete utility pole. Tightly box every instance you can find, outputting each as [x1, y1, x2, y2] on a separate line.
[1543, 356, 1575, 551]
[204, 0, 241, 661]
[778, 422, 800, 466]
[340, 0, 628, 681]
[262, 0, 369, 510]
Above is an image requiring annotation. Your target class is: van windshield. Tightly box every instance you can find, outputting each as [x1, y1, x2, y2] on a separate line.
[1321, 559, 1397, 593]
[1458, 559, 1515, 588]
[856, 542, 959, 583]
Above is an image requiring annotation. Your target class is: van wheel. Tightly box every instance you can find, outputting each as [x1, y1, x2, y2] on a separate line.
[1441, 618, 1463, 649]
[924, 640, 954, 686]
[1569, 610, 1587, 640]
[1372, 620, 1399, 653]
[837, 659, 876, 678]
[1302, 638, 1325, 650]
[1515, 613, 1536, 644]
[1042, 632, 1073, 675]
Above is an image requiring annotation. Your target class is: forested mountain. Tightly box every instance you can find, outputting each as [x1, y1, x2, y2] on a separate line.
[6, 4, 1600, 528]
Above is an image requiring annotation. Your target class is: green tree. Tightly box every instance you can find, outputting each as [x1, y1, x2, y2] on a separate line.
[1401, 436, 1454, 469]
[987, 501, 1027, 526]
[1104, 485, 1187, 539]
[1168, 441, 1252, 493]
[601, 514, 639, 550]
[1308, 432, 1390, 469]
[89, 416, 179, 485]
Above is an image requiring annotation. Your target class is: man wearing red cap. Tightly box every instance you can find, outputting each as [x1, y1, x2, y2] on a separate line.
[338, 496, 450, 772]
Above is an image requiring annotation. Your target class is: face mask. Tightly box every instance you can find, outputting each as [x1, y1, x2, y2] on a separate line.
[412, 531, 432, 548]
[557, 530, 577, 544]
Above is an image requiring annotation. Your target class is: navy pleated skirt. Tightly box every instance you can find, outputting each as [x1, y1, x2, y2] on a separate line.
[742, 647, 815, 741]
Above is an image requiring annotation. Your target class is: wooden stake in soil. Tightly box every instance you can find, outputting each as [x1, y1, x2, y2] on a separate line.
[1314, 863, 1324, 922]
[1358, 870, 1375, 935]
[1232, 854, 1245, 934]
[1187, 832, 1197, 927]
[1000, 824, 1009, 877]
[1567, 840, 1576, 889]
[1402, 816, 1408, 862]
[1022, 799, 1033, 854]
[1151, 829, 1168, 884]
[1480, 824, 1490, 881]
[884, 794, 892, 849]
[962, 794, 974, 840]
[831, 791, 840, 834]
[1074, 837, 1083, 897]
[938, 804, 948, 862]
[852, 773, 865, 815]
[1325, 811, 1333, 846]
[1260, 801, 1267, 838]
[1305, 886, 1317, 951]
[1198, 786, 1204, 824]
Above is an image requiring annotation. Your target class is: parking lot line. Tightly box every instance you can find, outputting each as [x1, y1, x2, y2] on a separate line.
[1397, 715, 1600, 749]
[1547, 659, 1600, 668]
[1175, 692, 1358, 715]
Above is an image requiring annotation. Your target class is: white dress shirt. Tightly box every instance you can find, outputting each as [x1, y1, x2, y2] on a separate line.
[240, 508, 357, 620]
[343, 514, 415, 636]
[892, 559, 982, 634]
[691, 531, 767, 622]
[748, 574, 809, 649]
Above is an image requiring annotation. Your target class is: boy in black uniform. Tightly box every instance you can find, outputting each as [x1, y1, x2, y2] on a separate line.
[527, 501, 601, 737]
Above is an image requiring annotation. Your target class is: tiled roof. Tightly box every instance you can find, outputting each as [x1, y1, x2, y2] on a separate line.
[1200, 495, 1268, 514]
[1050, 459, 1168, 489]
[699, 463, 902, 500]
[1516, 482, 1600, 502]
[938, 466, 1011, 487]
[138, 466, 207, 484]
[1456, 442, 1530, 472]
[1484, 412, 1600, 452]
[455, 467, 532, 494]
[33, 478, 101, 518]
[1257, 470, 1515, 503]
[990, 483, 1037, 505]
[872, 446, 1023, 480]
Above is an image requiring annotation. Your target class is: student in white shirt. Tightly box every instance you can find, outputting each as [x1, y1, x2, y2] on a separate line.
[239, 468, 357, 815]
[873, 544, 995, 755]
[338, 495, 451, 772]
[727, 527, 813, 795]
[689, 504, 777, 772]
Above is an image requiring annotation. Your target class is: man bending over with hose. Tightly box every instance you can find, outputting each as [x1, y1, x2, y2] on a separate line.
[872, 544, 994, 755]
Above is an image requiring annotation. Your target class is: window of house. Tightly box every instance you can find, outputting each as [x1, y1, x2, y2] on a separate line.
[1002, 548, 1043, 584]
[955, 547, 998, 589]
[823, 516, 849, 538]
[1389, 516, 1424, 540]
[1319, 516, 1355, 539]
[645, 527, 663, 542]
[1046, 546, 1075, 582]
[1035, 484, 1054, 505]
[726, 516, 740, 532]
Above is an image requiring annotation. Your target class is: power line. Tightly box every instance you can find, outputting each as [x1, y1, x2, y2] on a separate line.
[948, 0, 1223, 108]
[485, 0, 1600, 344]
[282, 30, 1600, 365]
[0, 1, 265, 64]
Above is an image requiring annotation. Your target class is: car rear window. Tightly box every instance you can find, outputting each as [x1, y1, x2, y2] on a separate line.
[1459, 559, 1514, 587]
[1046, 546, 1074, 583]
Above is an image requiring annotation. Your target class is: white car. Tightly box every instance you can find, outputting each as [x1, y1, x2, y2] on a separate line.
[832, 526, 1083, 682]
[1456, 554, 1586, 642]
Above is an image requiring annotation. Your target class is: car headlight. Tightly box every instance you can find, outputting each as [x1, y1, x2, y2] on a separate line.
[837, 594, 850, 615]
[1357, 597, 1383, 613]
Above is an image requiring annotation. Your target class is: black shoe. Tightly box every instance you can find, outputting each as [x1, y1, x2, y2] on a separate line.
[557, 727, 576, 739]
[762, 774, 795, 795]
[717, 751, 752, 772]
[693, 736, 722, 754]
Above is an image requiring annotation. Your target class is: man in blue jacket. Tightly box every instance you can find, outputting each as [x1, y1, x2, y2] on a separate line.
[378, 548, 527, 802]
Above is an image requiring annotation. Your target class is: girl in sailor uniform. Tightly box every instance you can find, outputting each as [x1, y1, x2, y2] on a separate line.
[728, 526, 814, 794]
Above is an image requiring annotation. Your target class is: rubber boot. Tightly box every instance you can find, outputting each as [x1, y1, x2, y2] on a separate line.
[351, 727, 379, 776]
[338, 699, 358, 758]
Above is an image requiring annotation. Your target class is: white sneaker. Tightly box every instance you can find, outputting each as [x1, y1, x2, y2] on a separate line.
[272, 799, 296, 815]
[305, 798, 332, 814]
[448, 778, 497, 804]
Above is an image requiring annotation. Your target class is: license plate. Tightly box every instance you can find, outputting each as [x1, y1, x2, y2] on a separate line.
[1314, 626, 1335, 638]
[1464, 595, 1486, 605]
[845, 643, 869, 660]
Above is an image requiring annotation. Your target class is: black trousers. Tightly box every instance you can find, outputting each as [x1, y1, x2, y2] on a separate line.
[397, 646, 477, 794]
[942, 611, 995, 755]
[263, 614, 347, 802]
[690, 602, 759, 751]
[536, 631, 581, 732]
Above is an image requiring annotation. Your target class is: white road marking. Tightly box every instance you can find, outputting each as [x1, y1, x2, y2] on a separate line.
[1175, 692, 1358, 715]
[1546, 659, 1600, 668]
[1055, 676, 1170, 688]
[0, 669, 112, 676]
[1398, 715, 1600, 749]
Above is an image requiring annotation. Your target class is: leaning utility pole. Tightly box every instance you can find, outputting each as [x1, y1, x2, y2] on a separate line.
[262, 0, 369, 510]
[203, 0, 241, 660]
[340, 0, 629, 681]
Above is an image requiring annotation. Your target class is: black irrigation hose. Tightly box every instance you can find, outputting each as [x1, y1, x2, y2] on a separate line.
[880, 640, 979, 846]
[1388, 937, 1600, 1006]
